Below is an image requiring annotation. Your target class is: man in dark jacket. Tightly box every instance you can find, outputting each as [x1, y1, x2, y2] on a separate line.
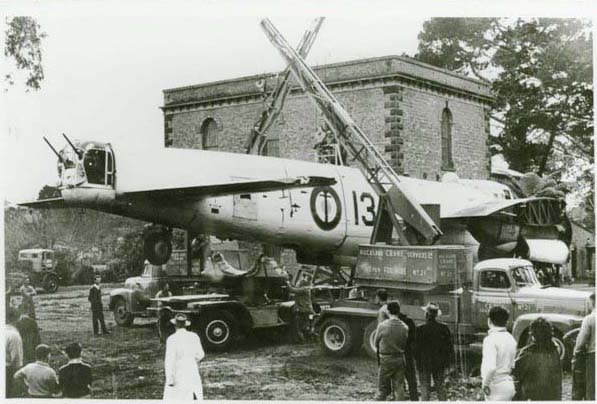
[59, 342, 92, 398]
[513, 317, 561, 400]
[88, 275, 109, 336]
[16, 313, 41, 364]
[376, 289, 419, 400]
[415, 302, 453, 401]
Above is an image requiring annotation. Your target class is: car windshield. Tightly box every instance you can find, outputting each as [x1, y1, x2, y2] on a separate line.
[511, 265, 541, 287]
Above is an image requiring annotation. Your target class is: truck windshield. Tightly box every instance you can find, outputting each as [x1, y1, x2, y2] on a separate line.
[511, 265, 541, 287]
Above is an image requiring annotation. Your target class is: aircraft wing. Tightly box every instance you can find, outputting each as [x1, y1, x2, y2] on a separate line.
[18, 197, 67, 209]
[121, 175, 336, 201]
[442, 198, 536, 219]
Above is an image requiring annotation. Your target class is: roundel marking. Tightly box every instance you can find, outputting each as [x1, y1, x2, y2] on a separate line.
[310, 186, 342, 231]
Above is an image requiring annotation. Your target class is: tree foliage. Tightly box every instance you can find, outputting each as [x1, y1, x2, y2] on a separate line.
[4, 16, 46, 90]
[416, 18, 593, 198]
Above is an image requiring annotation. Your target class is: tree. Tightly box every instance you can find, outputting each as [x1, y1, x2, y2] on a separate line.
[416, 18, 593, 211]
[4, 16, 46, 90]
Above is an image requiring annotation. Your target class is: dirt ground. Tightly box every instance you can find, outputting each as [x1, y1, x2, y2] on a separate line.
[28, 283, 574, 400]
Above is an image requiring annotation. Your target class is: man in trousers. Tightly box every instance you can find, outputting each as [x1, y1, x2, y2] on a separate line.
[374, 301, 409, 401]
[88, 275, 110, 336]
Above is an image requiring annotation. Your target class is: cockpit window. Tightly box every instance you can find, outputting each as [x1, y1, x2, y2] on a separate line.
[84, 149, 106, 185]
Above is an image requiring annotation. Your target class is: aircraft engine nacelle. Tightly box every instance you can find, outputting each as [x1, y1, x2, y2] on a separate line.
[143, 225, 173, 266]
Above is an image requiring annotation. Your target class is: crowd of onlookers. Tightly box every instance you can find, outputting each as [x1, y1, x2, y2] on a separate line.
[5, 275, 595, 401]
[372, 289, 595, 401]
[5, 277, 96, 398]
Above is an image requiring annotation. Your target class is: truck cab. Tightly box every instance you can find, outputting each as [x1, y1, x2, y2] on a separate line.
[471, 258, 591, 360]
[16, 248, 60, 293]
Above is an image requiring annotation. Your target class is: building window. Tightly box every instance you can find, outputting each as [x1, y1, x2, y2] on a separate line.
[201, 118, 219, 150]
[441, 106, 454, 170]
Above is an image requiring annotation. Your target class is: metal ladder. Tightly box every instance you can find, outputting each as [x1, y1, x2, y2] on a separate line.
[260, 18, 442, 245]
[245, 17, 324, 155]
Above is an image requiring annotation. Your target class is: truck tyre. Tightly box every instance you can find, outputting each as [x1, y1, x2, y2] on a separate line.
[198, 310, 237, 352]
[43, 274, 59, 293]
[112, 297, 134, 327]
[143, 232, 172, 266]
[363, 321, 378, 359]
[319, 317, 359, 357]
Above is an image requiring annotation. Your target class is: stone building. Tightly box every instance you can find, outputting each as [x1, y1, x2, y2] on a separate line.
[162, 55, 493, 181]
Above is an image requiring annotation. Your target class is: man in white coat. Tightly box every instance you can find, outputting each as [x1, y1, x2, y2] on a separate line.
[164, 313, 205, 400]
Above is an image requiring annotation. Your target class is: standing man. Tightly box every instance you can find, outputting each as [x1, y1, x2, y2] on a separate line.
[573, 292, 595, 400]
[13, 344, 59, 398]
[286, 274, 314, 343]
[415, 302, 453, 401]
[20, 277, 37, 319]
[376, 289, 419, 400]
[5, 308, 24, 398]
[480, 306, 517, 401]
[163, 313, 205, 400]
[16, 312, 41, 364]
[88, 275, 110, 336]
[374, 301, 409, 401]
[59, 342, 93, 398]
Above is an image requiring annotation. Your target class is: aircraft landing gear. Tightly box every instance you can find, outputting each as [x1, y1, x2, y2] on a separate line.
[143, 225, 173, 265]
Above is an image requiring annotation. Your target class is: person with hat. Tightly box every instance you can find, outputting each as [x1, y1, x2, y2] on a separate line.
[374, 301, 409, 401]
[163, 313, 205, 400]
[415, 302, 453, 401]
[59, 342, 93, 398]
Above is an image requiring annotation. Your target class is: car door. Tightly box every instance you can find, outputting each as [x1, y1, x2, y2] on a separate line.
[472, 268, 515, 329]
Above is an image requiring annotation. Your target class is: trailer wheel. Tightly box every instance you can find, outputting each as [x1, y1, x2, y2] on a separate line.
[43, 274, 59, 293]
[363, 321, 378, 359]
[198, 310, 237, 352]
[320, 317, 359, 357]
[112, 297, 134, 327]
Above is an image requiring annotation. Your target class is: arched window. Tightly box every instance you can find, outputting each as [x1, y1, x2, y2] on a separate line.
[263, 131, 280, 157]
[201, 118, 218, 150]
[441, 106, 454, 170]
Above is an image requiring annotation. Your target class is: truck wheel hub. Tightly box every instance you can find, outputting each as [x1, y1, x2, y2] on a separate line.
[323, 325, 345, 350]
[206, 320, 229, 344]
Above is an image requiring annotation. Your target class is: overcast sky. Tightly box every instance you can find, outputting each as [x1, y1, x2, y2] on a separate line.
[1, 0, 595, 203]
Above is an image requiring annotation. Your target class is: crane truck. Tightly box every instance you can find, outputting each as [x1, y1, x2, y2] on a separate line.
[260, 18, 591, 368]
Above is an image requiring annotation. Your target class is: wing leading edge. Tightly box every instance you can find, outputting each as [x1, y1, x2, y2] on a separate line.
[121, 175, 336, 201]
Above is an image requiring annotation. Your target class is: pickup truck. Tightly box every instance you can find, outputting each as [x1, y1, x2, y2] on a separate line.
[316, 245, 592, 367]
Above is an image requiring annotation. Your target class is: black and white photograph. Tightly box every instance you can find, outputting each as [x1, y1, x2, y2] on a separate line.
[1, 0, 595, 401]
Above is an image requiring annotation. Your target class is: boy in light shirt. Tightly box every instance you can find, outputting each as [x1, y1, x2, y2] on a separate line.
[481, 306, 517, 401]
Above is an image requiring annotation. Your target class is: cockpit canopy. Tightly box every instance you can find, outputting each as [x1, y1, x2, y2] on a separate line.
[58, 141, 115, 188]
